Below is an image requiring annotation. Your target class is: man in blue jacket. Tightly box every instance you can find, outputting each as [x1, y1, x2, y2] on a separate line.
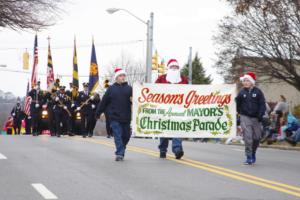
[96, 68, 132, 161]
[236, 72, 266, 165]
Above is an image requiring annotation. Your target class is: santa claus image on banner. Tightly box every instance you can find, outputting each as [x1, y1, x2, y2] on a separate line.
[155, 58, 188, 159]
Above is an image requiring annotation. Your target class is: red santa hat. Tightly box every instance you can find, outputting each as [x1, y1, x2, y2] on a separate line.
[167, 59, 179, 69]
[240, 72, 256, 85]
[114, 67, 126, 80]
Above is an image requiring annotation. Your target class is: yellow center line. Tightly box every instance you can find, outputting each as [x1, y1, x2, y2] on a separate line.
[71, 137, 300, 198]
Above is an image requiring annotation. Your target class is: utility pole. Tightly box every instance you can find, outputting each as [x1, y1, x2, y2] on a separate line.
[188, 47, 192, 84]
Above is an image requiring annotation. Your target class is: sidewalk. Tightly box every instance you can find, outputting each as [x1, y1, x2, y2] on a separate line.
[228, 141, 300, 151]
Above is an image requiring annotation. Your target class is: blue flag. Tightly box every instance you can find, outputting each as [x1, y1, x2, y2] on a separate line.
[88, 40, 99, 93]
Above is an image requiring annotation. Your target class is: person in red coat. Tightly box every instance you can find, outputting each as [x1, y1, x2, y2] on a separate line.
[155, 58, 188, 159]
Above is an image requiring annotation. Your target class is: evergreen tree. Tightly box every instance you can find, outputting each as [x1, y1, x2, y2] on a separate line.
[181, 53, 212, 84]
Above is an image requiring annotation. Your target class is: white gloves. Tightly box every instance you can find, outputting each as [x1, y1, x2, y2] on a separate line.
[91, 104, 95, 109]
[71, 104, 75, 108]
[12, 113, 15, 116]
[63, 106, 67, 110]
[55, 97, 59, 102]
[28, 116, 31, 119]
[35, 104, 40, 108]
[90, 95, 95, 100]
[76, 107, 81, 111]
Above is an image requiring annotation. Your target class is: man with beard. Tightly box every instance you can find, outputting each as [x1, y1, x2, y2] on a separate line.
[155, 59, 188, 160]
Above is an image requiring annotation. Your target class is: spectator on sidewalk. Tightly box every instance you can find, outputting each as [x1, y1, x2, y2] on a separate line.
[278, 113, 299, 141]
[285, 127, 300, 146]
[273, 95, 289, 115]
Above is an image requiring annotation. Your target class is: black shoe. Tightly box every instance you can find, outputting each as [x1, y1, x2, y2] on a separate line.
[175, 151, 184, 159]
[115, 155, 124, 161]
[160, 152, 166, 159]
[88, 134, 93, 138]
[107, 135, 111, 138]
[82, 135, 86, 138]
[57, 134, 61, 138]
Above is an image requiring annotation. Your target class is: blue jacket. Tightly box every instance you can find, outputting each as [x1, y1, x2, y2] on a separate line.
[236, 87, 266, 120]
[96, 82, 132, 122]
[283, 113, 300, 132]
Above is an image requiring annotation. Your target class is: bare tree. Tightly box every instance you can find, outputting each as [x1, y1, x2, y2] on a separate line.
[0, 0, 65, 31]
[214, 0, 300, 91]
[106, 53, 145, 85]
[226, 0, 300, 14]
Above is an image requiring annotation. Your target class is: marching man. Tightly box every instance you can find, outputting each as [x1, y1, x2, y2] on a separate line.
[155, 59, 188, 159]
[236, 72, 266, 165]
[11, 98, 24, 135]
[76, 83, 97, 138]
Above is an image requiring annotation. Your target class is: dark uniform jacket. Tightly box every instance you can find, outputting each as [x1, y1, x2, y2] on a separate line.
[76, 91, 98, 114]
[11, 105, 24, 121]
[53, 92, 71, 113]
[28, 89, 43, 114]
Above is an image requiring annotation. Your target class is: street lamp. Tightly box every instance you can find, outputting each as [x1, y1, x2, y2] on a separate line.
[106, 8, 153, 83]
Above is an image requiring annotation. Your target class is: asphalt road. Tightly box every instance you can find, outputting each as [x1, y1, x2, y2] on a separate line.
[0, 135, 299, 200]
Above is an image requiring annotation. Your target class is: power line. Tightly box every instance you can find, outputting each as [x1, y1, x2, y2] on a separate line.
[0, 67, 146, 79]
[0, 39, 145, 51]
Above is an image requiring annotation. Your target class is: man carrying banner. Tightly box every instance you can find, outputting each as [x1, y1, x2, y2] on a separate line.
[236, 72, 266, 165]
[155, 59, 188, 159]
[96, 68, 132, 161]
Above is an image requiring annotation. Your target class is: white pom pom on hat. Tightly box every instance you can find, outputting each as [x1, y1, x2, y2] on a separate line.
[240, 72, 256, 85]
[114, 68, 126, 80]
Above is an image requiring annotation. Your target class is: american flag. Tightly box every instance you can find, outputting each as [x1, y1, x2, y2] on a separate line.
[31, 34, 38, 87]
[24, 81, 31, 116]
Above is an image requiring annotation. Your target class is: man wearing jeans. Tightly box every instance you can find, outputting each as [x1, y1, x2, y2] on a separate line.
[155, 59, 188, 159]
[96, 68, 132, 161]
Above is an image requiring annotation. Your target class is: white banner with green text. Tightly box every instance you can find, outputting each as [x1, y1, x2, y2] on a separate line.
[132, 83, 237, 138]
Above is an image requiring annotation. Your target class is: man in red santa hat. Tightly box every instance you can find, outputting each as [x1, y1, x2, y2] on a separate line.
[155, 58, 188, 159]
[236, 72, 266, 165]
[96, 68, 132, 161]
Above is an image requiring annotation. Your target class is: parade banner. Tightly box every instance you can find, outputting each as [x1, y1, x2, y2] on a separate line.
[132, 83, 237, 138]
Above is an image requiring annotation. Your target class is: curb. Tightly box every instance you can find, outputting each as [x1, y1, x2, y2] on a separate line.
[227, 143, 300, 151]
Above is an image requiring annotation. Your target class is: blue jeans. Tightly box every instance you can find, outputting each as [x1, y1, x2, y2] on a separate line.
[159, 138, 183, 154]
[292, 128, 300, 142]
[110, 121, 131, 156]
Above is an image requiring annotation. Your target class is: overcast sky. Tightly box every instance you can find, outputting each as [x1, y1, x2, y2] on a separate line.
[0, 0, 231, 97]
